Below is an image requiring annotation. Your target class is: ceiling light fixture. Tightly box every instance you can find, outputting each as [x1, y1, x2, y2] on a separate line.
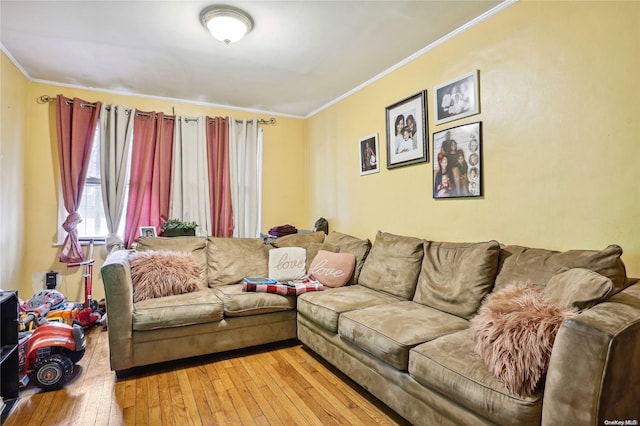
[200, 5, 253, 45]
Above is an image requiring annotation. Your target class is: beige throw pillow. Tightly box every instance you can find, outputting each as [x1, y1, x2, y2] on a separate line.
[542, 268, 613, 311]
[494, 244, 627, 295]
[269, 247, 307, 281]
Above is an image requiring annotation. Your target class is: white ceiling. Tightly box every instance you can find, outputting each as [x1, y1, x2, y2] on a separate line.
[1, 0, 505, 117]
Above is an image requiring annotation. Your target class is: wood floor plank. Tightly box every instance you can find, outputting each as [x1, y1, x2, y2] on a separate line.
[156, 369, 176, 426]
[243, 378, 287, 425]
[134, 375, 150, 425]
[185, 363, 215, 422]
[225, 358, 264, 420]
[259, 351, 322, 426]
[5, 327, 407, 426]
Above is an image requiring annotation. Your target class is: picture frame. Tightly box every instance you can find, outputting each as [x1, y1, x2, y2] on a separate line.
[358, 133, 380, 175]
[385, 90, 428, 169]
[434, 70, 479, 125]
[432, 121, 482, 199]
[139, 226, 157, 238]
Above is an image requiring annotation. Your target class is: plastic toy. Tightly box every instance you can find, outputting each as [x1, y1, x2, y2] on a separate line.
[20, 289, 80, 329]
[18, 304, 86, 390]
[23, 289, 66, 311]
[66, 239, 101, 328]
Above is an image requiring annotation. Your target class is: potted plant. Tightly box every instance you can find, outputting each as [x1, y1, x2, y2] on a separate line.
[160, 219, 198, 237]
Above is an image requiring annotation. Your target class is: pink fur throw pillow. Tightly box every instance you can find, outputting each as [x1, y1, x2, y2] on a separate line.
[470, 284, 577, 397]
[129, 250, 202, 302]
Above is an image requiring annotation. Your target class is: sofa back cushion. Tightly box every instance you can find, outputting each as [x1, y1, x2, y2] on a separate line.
[358, 231, 424, 299]
[413, 240, 500, 319]
[207, 237, 269, 287]
[305, 242, 340, 271]
[494, 244, 627, 295]
[270, 231, 326, 249]
[137, 236, 208, 286]
[324, 231, 372, 285]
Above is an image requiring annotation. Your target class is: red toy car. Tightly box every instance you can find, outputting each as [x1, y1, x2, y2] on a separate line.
[18, 305, 86, 390]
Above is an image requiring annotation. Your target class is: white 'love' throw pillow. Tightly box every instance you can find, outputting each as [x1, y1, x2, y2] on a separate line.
[308, 250, 356, 287]
[268, 247, 307, 281]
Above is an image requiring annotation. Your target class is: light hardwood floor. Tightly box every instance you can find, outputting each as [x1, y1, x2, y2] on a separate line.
[6, 325, 409, 426]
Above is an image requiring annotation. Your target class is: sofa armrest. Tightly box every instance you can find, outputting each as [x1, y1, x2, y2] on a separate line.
[100, 249, 134, 371]
[542, 280, 640, 425]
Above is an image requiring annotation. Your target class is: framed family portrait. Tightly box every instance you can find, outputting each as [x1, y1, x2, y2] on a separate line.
[139, 226, 157, 238]
[358, 133, 379, 175]
[432, 121, 482, 199]
[385, 90, 428, 169]
[434, 70, 479, 125]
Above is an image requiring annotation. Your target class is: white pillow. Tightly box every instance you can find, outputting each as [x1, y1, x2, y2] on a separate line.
[269, 247, 306, 281]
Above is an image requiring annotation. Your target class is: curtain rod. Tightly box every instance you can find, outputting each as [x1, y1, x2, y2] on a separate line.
[37, 95, 277, 126]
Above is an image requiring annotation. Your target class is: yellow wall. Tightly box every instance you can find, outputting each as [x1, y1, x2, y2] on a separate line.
[2, 74, 307, 301]
[0, 52, 28, 292]
[306, 1, 640, 277]
[3, 0, 640, 301]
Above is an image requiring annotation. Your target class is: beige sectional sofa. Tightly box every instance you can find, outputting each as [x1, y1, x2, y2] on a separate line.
[100, 234, 310, 374]
[101, 231, 640, 425]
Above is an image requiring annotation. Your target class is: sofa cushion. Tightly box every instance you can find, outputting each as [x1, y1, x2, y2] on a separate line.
[129, 250, 202, 302]
[470, 284, 576, 397]
[323, 231, 371, 285]
[270, 231, 325, 248]
[358, 231, 424, 299]
[214, 284, 296, 317]
[308, 250, 356, 288]
[338, 301, 468, 370]
[268, 247, 307, 281]
[136, 236, 208, 286]
[494, 244, 627, 295]
[305, 242, 340, 270]
[409, 329, 543, 426]
[413, 240, 500, 319]
[207, 237, 269, 287]
[542, 268, 613, 311]
[297, 285, 401, 333]
[132, 289, 224, 331]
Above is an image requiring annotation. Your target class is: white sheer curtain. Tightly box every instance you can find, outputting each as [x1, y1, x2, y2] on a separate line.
[99, 103, 134, 252]
[229, 118, 263, 238]
[171, 116, 211, 236]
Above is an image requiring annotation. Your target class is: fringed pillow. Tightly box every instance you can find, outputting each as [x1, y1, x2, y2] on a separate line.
[470, 284, 577, 397]
[129, 250, 202, 302]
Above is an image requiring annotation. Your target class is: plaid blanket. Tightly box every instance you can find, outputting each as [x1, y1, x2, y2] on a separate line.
[242, 276, 323, 296]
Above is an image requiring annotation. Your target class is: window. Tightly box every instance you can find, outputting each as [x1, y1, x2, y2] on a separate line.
[57, 124, 128, 244]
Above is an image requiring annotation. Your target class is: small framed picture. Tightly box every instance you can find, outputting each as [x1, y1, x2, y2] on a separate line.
[359, 133, 380, 175]
[432, 122, 482, 199]
[139, 226, 157, 238]
[434, 70, 480, 125]
[385, 90, 428, 169]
